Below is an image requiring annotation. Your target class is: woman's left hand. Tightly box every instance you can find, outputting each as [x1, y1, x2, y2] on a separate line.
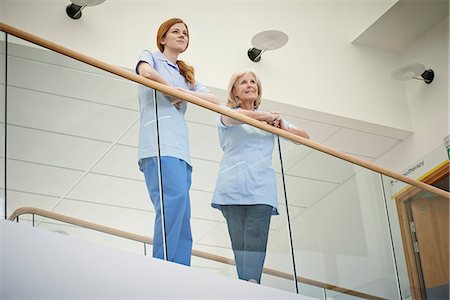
[279, 119, 289, 130]
[270, 112, 281, 127]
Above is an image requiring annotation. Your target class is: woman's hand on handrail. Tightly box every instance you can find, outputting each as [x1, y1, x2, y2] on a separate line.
[278, 118, 310, 139]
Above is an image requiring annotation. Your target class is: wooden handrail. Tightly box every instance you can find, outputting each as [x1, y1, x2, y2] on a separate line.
[0, 22, 448, 199]
[8, 207, 385, 300]
[0, 23, 450, 199]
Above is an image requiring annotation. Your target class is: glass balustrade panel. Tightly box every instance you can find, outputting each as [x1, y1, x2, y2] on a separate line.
[280, 138, 401, 299]
[186, 102, 298, 293]
[4, 34, 299, 294]
[381, 174, 449, 300]
[325, 289, 368, 300]
[12, 211, 153, 256]
[0, 31, 5, 219]
[5, 35, 154, 253]
[297, 282, 325, 299]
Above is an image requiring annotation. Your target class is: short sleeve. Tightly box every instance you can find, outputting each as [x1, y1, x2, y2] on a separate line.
[135, 50, 155, 74]
[217, 106, 232, 128]
[192, 81, 210, 93]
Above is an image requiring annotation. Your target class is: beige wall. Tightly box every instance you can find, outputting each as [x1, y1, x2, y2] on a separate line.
[374, 16, 449, 173]
[1, 0, 411, 132]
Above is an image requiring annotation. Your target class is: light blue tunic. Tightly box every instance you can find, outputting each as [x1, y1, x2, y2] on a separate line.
[212, 111, 279, 215]
[137, 50, 209, 166]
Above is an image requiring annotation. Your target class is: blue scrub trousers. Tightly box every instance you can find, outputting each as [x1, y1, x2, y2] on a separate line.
[220, 204, 273, 283]
[140, 156, 193, 266]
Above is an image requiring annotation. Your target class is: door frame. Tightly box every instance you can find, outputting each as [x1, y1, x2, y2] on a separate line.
[394, 161, 449, 300]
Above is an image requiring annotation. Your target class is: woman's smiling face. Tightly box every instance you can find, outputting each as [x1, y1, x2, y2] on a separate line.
[233, 73, 259, 106]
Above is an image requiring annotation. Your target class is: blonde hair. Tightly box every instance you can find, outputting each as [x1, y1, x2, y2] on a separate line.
[226, 71, 262, 109]
[156, 18, 195, 85]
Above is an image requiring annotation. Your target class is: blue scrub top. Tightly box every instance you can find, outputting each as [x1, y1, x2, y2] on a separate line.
[212, 110, 279, 215]
[136, 50, 209, 166]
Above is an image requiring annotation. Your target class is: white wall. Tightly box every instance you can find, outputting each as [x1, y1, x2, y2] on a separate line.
[0, 1, 4, 22]
[369, 16, 449, 299]
[1, 0, 411, 132]
[374, 16, 449, 173]
[1, 219, 315, 299]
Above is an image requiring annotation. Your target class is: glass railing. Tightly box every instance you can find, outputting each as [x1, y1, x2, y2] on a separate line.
[2, 23, 448, 300]
[278, 147, 397, 299]
[0, 30, 5, 220]
[4, 34, 148, 257]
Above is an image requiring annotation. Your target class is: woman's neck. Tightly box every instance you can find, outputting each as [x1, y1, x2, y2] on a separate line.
[163, 48, 180, 65]
[240, 101, 255, 111]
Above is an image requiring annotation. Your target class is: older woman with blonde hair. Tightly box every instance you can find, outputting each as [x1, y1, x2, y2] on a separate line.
[212, 70, 309, 283]
[136, 18, 218, 266]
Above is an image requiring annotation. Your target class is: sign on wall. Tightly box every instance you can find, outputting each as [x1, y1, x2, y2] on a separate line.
[392, 141, 448, 195]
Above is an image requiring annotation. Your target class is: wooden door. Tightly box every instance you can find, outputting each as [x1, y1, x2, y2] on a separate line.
[409, 195, 449, 299]
[395, 162, 449, 299]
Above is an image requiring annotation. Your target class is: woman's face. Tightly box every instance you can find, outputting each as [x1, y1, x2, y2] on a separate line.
[233, 73, 258, 104]
[160, 23, 189, 53]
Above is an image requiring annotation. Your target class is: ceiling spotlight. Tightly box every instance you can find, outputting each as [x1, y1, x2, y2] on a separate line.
[391, 63, 434, 84]
[66, 0, 106, 20]
[248, 30, 288, 62]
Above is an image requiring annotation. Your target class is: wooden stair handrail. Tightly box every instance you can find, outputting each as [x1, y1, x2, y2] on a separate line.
[8, 206, 385, 300]
[0, 22, 448, 199]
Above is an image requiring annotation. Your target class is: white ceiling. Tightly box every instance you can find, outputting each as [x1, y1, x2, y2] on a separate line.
[352, 0, 449, 54]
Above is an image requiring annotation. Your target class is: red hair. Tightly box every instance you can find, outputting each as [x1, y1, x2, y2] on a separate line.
[156, 18, 195, 85]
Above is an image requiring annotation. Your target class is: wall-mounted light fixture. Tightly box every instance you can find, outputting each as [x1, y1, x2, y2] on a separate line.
[248, 30, 288, 62]
[391, 63, 434, 84]
[66, 0, 106, 20]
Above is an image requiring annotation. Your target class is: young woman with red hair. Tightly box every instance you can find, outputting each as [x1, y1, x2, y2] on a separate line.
[136, 18, 218, 266]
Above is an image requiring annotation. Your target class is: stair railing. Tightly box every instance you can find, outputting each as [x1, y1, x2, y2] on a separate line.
[0, 22, 447, 199]
[8, 206, 386, 300]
